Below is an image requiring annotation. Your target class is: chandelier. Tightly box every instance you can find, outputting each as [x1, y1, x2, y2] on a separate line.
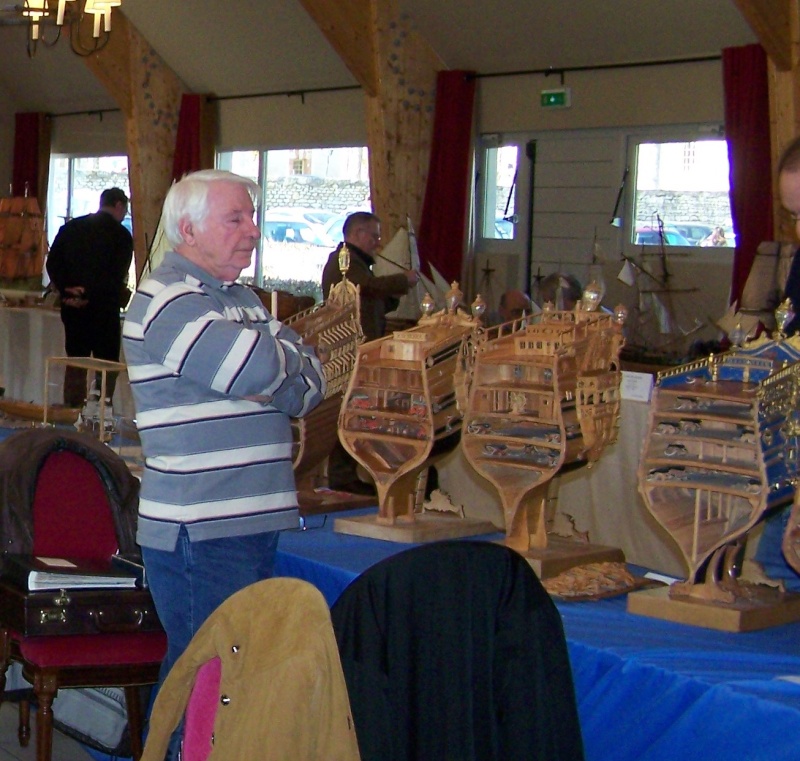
[22, 0, 123, 56]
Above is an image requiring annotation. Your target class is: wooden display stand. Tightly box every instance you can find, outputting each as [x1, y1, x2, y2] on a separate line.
[334, 510, 496, 544]
[335, 284, 497, 543]
[44, 356, 125, 439]
[459, 292, 628, 577]
[297, 488, 376, 517]
[628, 584, 800, 633]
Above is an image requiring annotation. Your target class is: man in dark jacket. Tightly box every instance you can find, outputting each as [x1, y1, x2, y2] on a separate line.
[322, 211, 418, 341]
[46, 187, 133, 406]
[322, 211, 418, 493]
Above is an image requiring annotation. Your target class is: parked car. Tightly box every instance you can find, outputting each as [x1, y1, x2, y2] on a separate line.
[670, 223, 714, 246]
[262, 214, 333, 247]
[323, 213, 347, 244]
[266, 206, 336, 228]
[261, 213, 334, 284]
[634, 227, 692, 247]
[495, 216, 514, 239]
[322, 208, 373, 244]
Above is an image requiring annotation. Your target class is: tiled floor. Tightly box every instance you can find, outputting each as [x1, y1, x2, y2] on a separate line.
[0, 701, 91, 761]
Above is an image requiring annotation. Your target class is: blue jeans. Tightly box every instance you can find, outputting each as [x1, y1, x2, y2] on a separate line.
[142, 528, 279, 758]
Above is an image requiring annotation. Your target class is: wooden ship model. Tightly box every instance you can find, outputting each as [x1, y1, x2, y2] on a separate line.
[629, 301, 800, 631]
[458, 284, 627, 576]
[334, 282, 497, 542]
[0, 191, 45, 287]
[281, 247, 363, 490]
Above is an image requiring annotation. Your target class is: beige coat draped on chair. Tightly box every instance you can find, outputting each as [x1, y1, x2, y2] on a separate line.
[141, 577, 360, 761]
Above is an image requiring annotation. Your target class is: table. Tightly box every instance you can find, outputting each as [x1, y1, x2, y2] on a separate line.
[0, 306, 135, 417]
[435, 399, 690, 578]
[0, 306, 64, 405]
[275, 510, 800, 761]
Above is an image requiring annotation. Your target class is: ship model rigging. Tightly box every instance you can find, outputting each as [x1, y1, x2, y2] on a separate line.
[620, 215, 703, 365]
[458, 283, 628, 576]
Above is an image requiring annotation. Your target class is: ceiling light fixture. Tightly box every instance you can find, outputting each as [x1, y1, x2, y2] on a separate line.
[22, 0, 123, 57]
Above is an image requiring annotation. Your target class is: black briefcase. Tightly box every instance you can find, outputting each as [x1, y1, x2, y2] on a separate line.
[0, 579, 163, 637]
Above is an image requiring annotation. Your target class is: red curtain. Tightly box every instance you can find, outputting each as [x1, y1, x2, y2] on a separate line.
[417, 71, 476, 283]
[12, 112, 51, 211]
[171, 93, 216, 182]
[723, 44, 773, 305]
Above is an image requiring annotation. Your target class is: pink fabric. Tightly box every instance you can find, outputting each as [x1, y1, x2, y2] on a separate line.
[182, 657, 222, 761]
[32, 451, 119, 560]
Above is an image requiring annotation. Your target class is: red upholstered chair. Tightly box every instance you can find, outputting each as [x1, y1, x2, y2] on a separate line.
[0, 428, 167, 761]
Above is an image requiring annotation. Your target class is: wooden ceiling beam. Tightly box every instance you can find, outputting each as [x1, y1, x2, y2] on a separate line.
[298, 0, 379, 96]
[732, 0, 793, 71]
[298, 0, 445, 245]
[79, 10, 188, 282]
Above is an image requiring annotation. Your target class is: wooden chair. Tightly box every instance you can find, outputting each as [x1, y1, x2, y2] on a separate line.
[0, 429, 167, 761]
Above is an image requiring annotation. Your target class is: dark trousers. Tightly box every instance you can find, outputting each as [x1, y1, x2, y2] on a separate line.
[60, 304, 122, 406]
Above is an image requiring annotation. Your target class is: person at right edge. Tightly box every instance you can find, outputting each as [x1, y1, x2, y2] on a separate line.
[322, 211, 419, 494]
[753, 135, 800, 591]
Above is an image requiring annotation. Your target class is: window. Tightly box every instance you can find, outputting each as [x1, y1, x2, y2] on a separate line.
[47, 155, 134, 288]
[217, 146, 370, 301]
[47, 155, 131, 245]
[478, 141, 518, 242]
[629, 138, 733, 250]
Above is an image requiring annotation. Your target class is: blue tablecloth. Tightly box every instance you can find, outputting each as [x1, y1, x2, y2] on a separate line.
[274, 509, 800, 761]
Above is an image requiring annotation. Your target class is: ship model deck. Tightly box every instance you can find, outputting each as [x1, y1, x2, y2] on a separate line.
[282, 247, 363, 481]
[460, 300, 626, 575]
[334, 284, 497, 542]
[630, 324, 800, 630]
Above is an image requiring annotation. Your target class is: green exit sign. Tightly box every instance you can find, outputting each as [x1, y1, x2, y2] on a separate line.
[541, 88, 571, 108]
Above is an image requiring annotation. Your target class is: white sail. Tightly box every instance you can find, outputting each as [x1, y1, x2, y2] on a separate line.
[373, 218, 445, 320]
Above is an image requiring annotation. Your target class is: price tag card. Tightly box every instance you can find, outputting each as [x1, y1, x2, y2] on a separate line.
[621, 371, 654, 403]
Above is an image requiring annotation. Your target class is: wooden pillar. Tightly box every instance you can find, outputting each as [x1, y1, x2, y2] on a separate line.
[365, 0, 441, 241]
[299, 0, 443, 243]
[733, 0, 800, 239]
[78, 11, 187, 282]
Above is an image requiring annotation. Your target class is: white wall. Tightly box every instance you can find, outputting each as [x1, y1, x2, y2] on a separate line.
[23, 56, 734, 336]
[469, 59, 732, 348]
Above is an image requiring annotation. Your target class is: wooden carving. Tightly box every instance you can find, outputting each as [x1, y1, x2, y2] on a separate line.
[284, 246, 363, 477]
[638, 334, 800, 606]
[459, 297, 626, 562]
[335, 283, 491, 537]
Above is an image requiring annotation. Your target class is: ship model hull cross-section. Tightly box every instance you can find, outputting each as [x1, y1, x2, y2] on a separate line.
[334, 284, 497, 542]
[629, 326, 800, 632]
[459, 294, 627, 578]
[282, 247, 364, 511]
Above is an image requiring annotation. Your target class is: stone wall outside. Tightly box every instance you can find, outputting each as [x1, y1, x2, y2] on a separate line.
[72, 171, 371, 214]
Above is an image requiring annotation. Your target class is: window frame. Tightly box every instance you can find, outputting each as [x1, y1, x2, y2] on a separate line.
[474, 136, 523, 254]
[621, 124, 732, 264]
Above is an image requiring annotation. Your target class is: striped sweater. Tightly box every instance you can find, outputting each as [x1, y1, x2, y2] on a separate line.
[122, 251, 325, 550]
